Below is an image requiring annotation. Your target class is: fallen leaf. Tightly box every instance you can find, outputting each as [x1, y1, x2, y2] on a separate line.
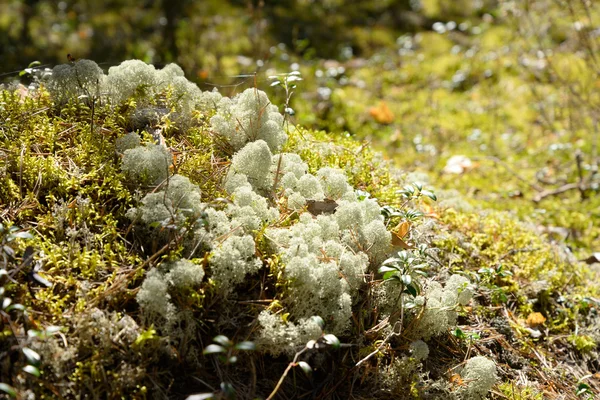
[369, 101, 395, 125]
[394, 221, 411, 239]
[307, 199, 338, 216]
[421, 203, 440, 219]
[391, 231, 413, 249]
[449, 374, 465, 387]
[526, 312, 546, 327]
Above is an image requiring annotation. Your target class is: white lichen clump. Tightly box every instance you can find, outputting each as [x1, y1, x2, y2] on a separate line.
[458, 356, 497, 399]
[115, 132, 141, 154]
[264, 198, 390, 337]
[210, 234, 262, 291]
[226, 140, 274, 192]
[410, 275, 474, 340]
[410, 340, 429, 361]
[165, 259, 205, 289]
[121, 144, 171, 186]
[47, 59, 104, 105]
[211, 88, 287, 152]
[256, 311, 323, 356]
[118, 80, 396, 356]
[137, 259, 205, 320]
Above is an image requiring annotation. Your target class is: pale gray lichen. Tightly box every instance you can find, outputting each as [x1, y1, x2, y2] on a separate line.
[458, 356, 497, 400]
[210, 234, 262, 292]
[121, 144, 171, 186]
[256, 311, 323, 356]
[115, 132, 141, 154]
[105, 60, 160, 104]
[47, 59, 104, 105]
[128, 174, 202, 226]
[136, 268, 175, 319]
[409, 275, 474, 340]
[410, 340, 429, 361]
[165, 259, 205, 289]
[226, 140, 273, 192]
[210, 88, 287, 152]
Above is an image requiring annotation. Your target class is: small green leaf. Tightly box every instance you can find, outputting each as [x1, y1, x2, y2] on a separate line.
[134, 326, 157, 346]
[383, 271, 400, 281]
[401, 275, 412, 286]
[27, 329, 42, 338]
[323, 334, 340, 349]
[14, 231, 33, 240]
[404, 284, 418, 297]
[7, 303, 26, 312]
[3, 246, 15, 258]
[203, 344, 226, 355]
[297, 361, 312, 376]
[0, 383, 17, 397]
[213, 335, 232, 347]
[382, 257, 402, 265]
[452, 328, 467, 340]
[228, 356, 238, 364]
[23, 365, 40, 377]
[379, 265, 399, 273]
[421, 190, 437, 201]
[22, 348, 40, 364]
[234, 341, 256, 351]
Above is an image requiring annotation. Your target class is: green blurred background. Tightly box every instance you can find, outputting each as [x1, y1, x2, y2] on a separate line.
[0, 0, 496, 81]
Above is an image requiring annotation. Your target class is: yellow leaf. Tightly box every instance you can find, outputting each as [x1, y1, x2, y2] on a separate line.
[369, 101, 395, 125]
[526, 312, 546, 327]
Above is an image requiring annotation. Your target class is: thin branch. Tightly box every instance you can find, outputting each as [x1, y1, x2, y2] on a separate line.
[266, 346, 308, 400]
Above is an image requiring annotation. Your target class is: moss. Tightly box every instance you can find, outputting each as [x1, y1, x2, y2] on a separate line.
[497, 381, 544, 400]
[568, 334, 596, 354]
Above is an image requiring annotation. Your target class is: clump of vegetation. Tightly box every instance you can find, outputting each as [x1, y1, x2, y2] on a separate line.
[3, 0, 600, 391]
[0, 58, 502, 399]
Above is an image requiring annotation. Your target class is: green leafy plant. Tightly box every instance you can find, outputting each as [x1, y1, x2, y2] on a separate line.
[397, 182, 437, 202]
[379, 249, 428, 298]
[269, 71, 303, 122]
[477, 264, 513, 304]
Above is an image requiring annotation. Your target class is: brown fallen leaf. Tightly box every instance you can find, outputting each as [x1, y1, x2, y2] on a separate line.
[369, 101, 395, 125]
[391, 231, 414, 249]
[307, 199, 338, 216]
[394, 221, 411, 239]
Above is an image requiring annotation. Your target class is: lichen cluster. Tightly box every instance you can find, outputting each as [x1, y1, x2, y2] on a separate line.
[0, 59, 502, 399]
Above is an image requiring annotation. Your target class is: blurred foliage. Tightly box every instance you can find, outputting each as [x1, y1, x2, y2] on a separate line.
[1, 0, 501, 80]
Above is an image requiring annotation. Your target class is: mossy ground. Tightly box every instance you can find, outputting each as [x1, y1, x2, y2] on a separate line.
[1, 1, 600, 399]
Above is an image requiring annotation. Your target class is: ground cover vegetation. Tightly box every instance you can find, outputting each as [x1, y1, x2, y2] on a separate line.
[1, 0, 599, 399]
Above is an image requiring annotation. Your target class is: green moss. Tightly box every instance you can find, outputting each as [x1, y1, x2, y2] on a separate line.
[497, 381, 544, 400]
[568, 334, 596, 353]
